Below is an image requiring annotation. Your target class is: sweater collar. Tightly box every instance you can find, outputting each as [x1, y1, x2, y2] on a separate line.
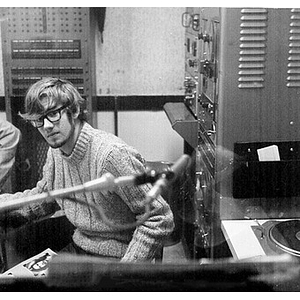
[60, 122, 91, 163]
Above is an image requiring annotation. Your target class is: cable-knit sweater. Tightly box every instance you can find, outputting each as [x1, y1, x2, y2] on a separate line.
[0, 122, 175, 262]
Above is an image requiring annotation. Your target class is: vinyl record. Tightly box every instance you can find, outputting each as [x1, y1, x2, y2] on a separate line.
[269, 220, 300, 256]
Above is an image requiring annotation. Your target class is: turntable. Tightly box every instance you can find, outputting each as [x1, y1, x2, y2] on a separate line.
[221, 218, 300, 260]
[252, 219, 300, 258]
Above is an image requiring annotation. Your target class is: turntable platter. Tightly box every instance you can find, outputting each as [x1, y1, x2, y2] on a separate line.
[269, 220, 300, 256]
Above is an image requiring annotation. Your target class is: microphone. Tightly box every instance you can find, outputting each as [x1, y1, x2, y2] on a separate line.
[171, 154, 191, 178]
[145, 154, 191, 202]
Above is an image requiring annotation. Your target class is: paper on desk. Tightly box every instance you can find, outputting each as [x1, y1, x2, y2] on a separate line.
[0, 248, 57, 278]
[257, 145, 280, 161]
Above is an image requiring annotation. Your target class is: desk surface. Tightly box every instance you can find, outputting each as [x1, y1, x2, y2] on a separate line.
[221, 219, 298, 260]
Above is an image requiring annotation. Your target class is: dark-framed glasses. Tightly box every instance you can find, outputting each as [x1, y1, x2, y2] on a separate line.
[30, 104, 69, 128]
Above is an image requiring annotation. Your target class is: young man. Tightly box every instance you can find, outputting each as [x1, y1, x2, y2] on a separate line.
[0, 78, 174, 262]
[0, 120, 21, 191]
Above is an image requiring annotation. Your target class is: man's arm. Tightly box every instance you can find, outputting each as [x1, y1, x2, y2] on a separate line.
[104, 145, 175, 262]
[0, 149, 60, 228]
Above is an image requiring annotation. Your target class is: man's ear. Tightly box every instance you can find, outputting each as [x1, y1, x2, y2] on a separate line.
[72, 105, 80, 119]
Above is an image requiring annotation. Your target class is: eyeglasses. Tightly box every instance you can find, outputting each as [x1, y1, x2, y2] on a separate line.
[30, 104, 69, 128]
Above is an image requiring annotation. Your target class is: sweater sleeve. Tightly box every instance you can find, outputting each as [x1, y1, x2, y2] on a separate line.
[0, 150, 60, 228]
[102, 145, 175, 262]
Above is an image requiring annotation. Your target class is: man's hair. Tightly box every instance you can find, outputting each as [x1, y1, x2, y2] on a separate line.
[19, 77, 88, 121]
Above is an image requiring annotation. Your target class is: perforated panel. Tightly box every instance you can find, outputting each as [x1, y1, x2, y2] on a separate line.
[4, 7, 87, 35]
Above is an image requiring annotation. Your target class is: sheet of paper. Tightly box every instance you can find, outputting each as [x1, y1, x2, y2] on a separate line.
[257, 145, 280, 161]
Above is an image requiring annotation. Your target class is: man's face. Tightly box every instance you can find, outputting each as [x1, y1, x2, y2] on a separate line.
[36, 100, 75, 152]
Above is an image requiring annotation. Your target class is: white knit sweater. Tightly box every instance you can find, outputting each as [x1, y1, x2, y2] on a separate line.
[0, 122, 175, 262]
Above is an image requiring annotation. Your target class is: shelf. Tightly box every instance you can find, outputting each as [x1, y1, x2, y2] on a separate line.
[163, 102, 198, 148]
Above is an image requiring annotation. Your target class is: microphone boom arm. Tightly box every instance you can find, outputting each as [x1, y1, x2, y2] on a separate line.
[0, 155, 191, 230]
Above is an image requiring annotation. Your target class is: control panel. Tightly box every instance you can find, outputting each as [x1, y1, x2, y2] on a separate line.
[182, 7, 220, 146]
